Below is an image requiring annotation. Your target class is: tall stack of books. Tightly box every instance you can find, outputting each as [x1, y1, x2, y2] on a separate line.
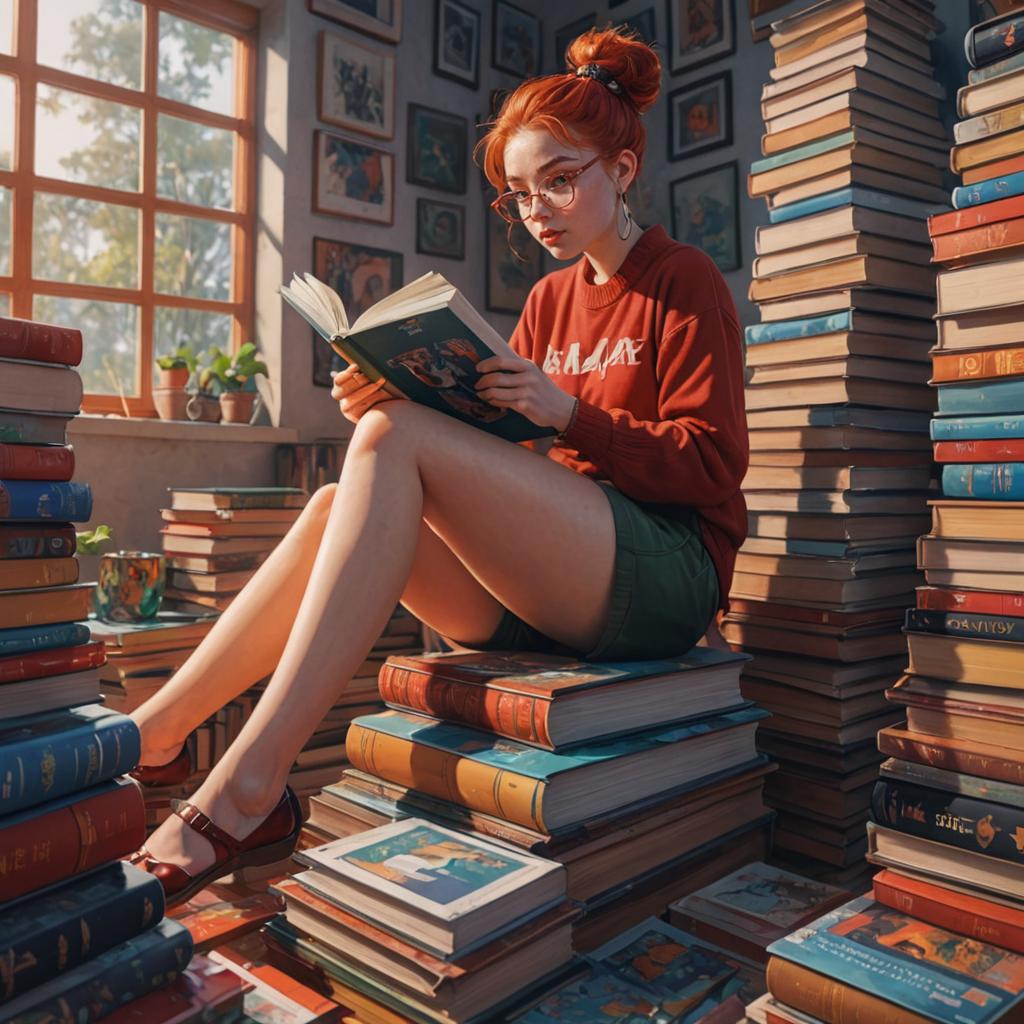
[0, 314, 194, 1018]
[160, 486, 308, 613]
[298, 648, 774, 957]
[724, 0, 949, 886]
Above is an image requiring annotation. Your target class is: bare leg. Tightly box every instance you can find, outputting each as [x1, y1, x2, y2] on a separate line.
[141, 401, 616, 874]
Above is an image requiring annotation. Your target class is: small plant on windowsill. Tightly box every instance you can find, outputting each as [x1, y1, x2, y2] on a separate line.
[197, 343, 269, 424]
[153, 344, 200, 421]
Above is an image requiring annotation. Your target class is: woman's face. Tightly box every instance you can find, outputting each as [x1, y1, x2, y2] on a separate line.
[500, 127, 630, 260]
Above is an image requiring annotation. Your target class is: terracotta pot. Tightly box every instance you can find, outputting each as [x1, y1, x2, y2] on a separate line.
[220, 391, 258, 424]
[153, 386, 190, 421]
[158, 366, 190, 389]
[185, 393, 222, 423]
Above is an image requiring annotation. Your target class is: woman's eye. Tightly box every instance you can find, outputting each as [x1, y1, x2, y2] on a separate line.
[547, 174, 570, 188]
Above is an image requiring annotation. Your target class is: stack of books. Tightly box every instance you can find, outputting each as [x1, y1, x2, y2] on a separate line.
[300, 648, 775, 954]
[160, 486, 308, 613]
[726, 0, 949, 886]
[0, 314, 194, 1018]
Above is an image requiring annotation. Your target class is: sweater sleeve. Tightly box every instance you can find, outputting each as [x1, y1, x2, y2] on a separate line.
[559, 303, 749, 507]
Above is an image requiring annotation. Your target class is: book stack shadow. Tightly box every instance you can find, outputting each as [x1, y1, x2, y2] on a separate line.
[724, 0, 948, 888]
[0, 314, 195, 1018]
[281, 648, 775, 987]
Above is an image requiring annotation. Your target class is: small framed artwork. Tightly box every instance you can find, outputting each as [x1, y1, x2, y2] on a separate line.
[553, 13, 596, 71]
[318, 31, 395, 140]
[313, 129, 394, 224]
[667, 0, 735, 75]
[669, 161, 741, 273]
[434, 0, 481, 89]
[617, 8, 657, 45]
[486, 210, 542, 314]
[407, 104, 468, 194]
[416, 198, 465, 260]
[493, 1, 541, 78]
[668, 71, 732, 161]
[310, 237, 403, 387]
[307, 0, 402, 45]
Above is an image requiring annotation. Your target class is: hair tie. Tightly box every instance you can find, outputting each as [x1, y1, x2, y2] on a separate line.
[575, 63, 623, 95]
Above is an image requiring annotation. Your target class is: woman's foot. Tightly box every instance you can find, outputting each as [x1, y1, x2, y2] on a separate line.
[131, 784, 301, 907]
[130, 740, 193, 787]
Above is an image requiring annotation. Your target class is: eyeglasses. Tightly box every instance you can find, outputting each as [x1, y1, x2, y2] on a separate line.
[491, 155, 603, 223]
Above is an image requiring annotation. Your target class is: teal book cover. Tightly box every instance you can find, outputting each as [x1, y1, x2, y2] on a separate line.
[767, 895, 1024, 1023]
[938, 380, 1024, 417]
[349, 706, 766, 782]
[931, 414, 1024, 440]
[745, 312, 852, 345]
[750, 131, 853, 175]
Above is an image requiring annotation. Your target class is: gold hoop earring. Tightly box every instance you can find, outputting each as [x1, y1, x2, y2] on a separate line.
[617, 192, 633, 241]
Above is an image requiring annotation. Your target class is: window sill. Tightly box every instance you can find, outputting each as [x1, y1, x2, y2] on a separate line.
[69, 415, 300, 445]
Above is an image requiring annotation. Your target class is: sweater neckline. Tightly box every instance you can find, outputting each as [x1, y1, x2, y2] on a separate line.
[576, 225, 676, 309]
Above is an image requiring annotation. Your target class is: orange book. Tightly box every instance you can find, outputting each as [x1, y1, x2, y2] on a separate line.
[931, 344, 1024, 382]
[962, 151, 1024, 185]
[0, 582, 93, 629]
[929, 193, 1024, 236]
[951, 127, 1024, 173]
[931, 216, 1024, 265]
[162, 521, 291, 538]
[873, 869, 1024, 953]
[0, 557, 79, 591]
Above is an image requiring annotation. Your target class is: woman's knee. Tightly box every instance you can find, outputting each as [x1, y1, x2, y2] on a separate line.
[349, 400, 426, 453]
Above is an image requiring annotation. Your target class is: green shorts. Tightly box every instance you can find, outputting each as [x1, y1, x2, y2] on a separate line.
[472, 483, 720, 662]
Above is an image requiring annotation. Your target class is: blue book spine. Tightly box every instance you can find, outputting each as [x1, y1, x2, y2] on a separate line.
[0, 918, 193, 1021]
[0, 705, 141, 816]
[969, 48, 1024, 83]
[931, 414, 1024, 440]
[0, 862, 165, 1005]
[750, 131, 853, 174]
[937, 379, 1024, 416]
[0, 480, 92, 522]
[745, 311, 852, 345]
[0, 621, 90, 657]
[952, 170, 1024, 209]
[768, 188, 853, 224]
[906, 608, 1024, 643]
[942, 463, 1024, 500]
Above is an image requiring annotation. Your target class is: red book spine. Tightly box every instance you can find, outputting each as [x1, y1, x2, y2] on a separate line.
[0, 781, 145, 902]
[377, 664, 551, 747]
[929, 194, 1024, 237]
[962, 152, 1024, 186]
[872, 869, 1024, 953]
[931, 220, 1024, 266]
[0, 640, 106, 684]
[0, 316, 83, 366]
[877, 726, 1024, 785]
[917, 586, 1024, 616]
[934, 439, 1024, 461]
[0, 523, 77, 559]
[0, 444, 75, 481]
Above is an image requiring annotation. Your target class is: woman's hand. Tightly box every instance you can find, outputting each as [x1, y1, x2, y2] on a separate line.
[474, 354, 576, 431]
[331, 365, 400, 424]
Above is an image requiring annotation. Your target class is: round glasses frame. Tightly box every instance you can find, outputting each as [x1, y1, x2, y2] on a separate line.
[490, 155, 604, 224]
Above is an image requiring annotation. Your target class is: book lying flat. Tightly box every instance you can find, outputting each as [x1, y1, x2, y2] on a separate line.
[282, 271, 553, 442]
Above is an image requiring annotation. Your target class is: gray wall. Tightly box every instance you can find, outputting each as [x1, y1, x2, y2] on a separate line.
[72, 0, 975, 558]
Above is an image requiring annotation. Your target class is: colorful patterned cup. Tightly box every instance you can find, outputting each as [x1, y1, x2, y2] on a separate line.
[94, 550, 166, 622]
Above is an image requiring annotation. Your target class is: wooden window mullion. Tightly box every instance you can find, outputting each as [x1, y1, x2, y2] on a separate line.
[139, 3, 158, 412]
[9, 0, 36, 320]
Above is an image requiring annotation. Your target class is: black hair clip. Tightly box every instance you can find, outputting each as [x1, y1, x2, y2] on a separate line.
[575, 63, 623, 95]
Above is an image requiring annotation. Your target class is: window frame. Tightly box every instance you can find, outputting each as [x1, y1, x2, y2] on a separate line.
[0, 0, 258, 416]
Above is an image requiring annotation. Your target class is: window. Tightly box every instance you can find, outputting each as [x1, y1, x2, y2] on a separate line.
[0, 0, 257, 416]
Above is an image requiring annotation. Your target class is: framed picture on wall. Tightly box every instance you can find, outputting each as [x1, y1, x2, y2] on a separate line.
[416, 198, 466, 260]
[668, 72, 732, 161]
[493, 1, 541, 78]
[307, 0, 403, 45]
[667, 0, 735, 75]
[669, 161, 741, 272]
[407, 104, 468, 194]
[313, 130, 394, 224]
[553, 13, 596, 71]
[616, 8, 657, 45]
[486, 209, 542, 313]
[310, 237, 403, 387]
[318, 30, 395, 140]
[434, 0, 481, 89]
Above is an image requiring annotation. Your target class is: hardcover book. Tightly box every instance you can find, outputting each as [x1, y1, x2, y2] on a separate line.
[767, 894, 1024, 1023]
[0, 620, 91, 657]
[0, 479, 92, 522]
[294, 817, 565, 957]
[0, 443, 74, 481]
[0, 521, 77, 559]
[168, 487, 307, 511]
[0, 407, 73, 446]
[0, 315, 83, 366]
[377, 648, 749, 750]
[0, 360, 83, 415]
[281, 271, 553, 442]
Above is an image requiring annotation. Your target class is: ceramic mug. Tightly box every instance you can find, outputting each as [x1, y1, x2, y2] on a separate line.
[94, 550, 166, 622]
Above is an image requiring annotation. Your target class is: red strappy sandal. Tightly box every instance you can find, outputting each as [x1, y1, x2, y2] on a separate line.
[128, 786, 302, 907]
[130, 742, 193, 787]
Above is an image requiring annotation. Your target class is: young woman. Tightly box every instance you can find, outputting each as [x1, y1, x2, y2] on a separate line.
[128, 26, 748, 905]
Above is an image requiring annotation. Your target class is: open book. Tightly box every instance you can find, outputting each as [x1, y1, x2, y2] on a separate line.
[281, 271, 554, 441]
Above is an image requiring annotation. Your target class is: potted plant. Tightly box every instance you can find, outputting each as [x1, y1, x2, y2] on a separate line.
[154, 344, 199, 420]
[201, 343, 268, 424]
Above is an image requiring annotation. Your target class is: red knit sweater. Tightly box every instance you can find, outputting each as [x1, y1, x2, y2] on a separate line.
[510, 225, 749, 611]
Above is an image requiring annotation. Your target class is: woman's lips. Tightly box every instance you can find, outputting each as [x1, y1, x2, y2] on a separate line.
[540, 230, 564, 244]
